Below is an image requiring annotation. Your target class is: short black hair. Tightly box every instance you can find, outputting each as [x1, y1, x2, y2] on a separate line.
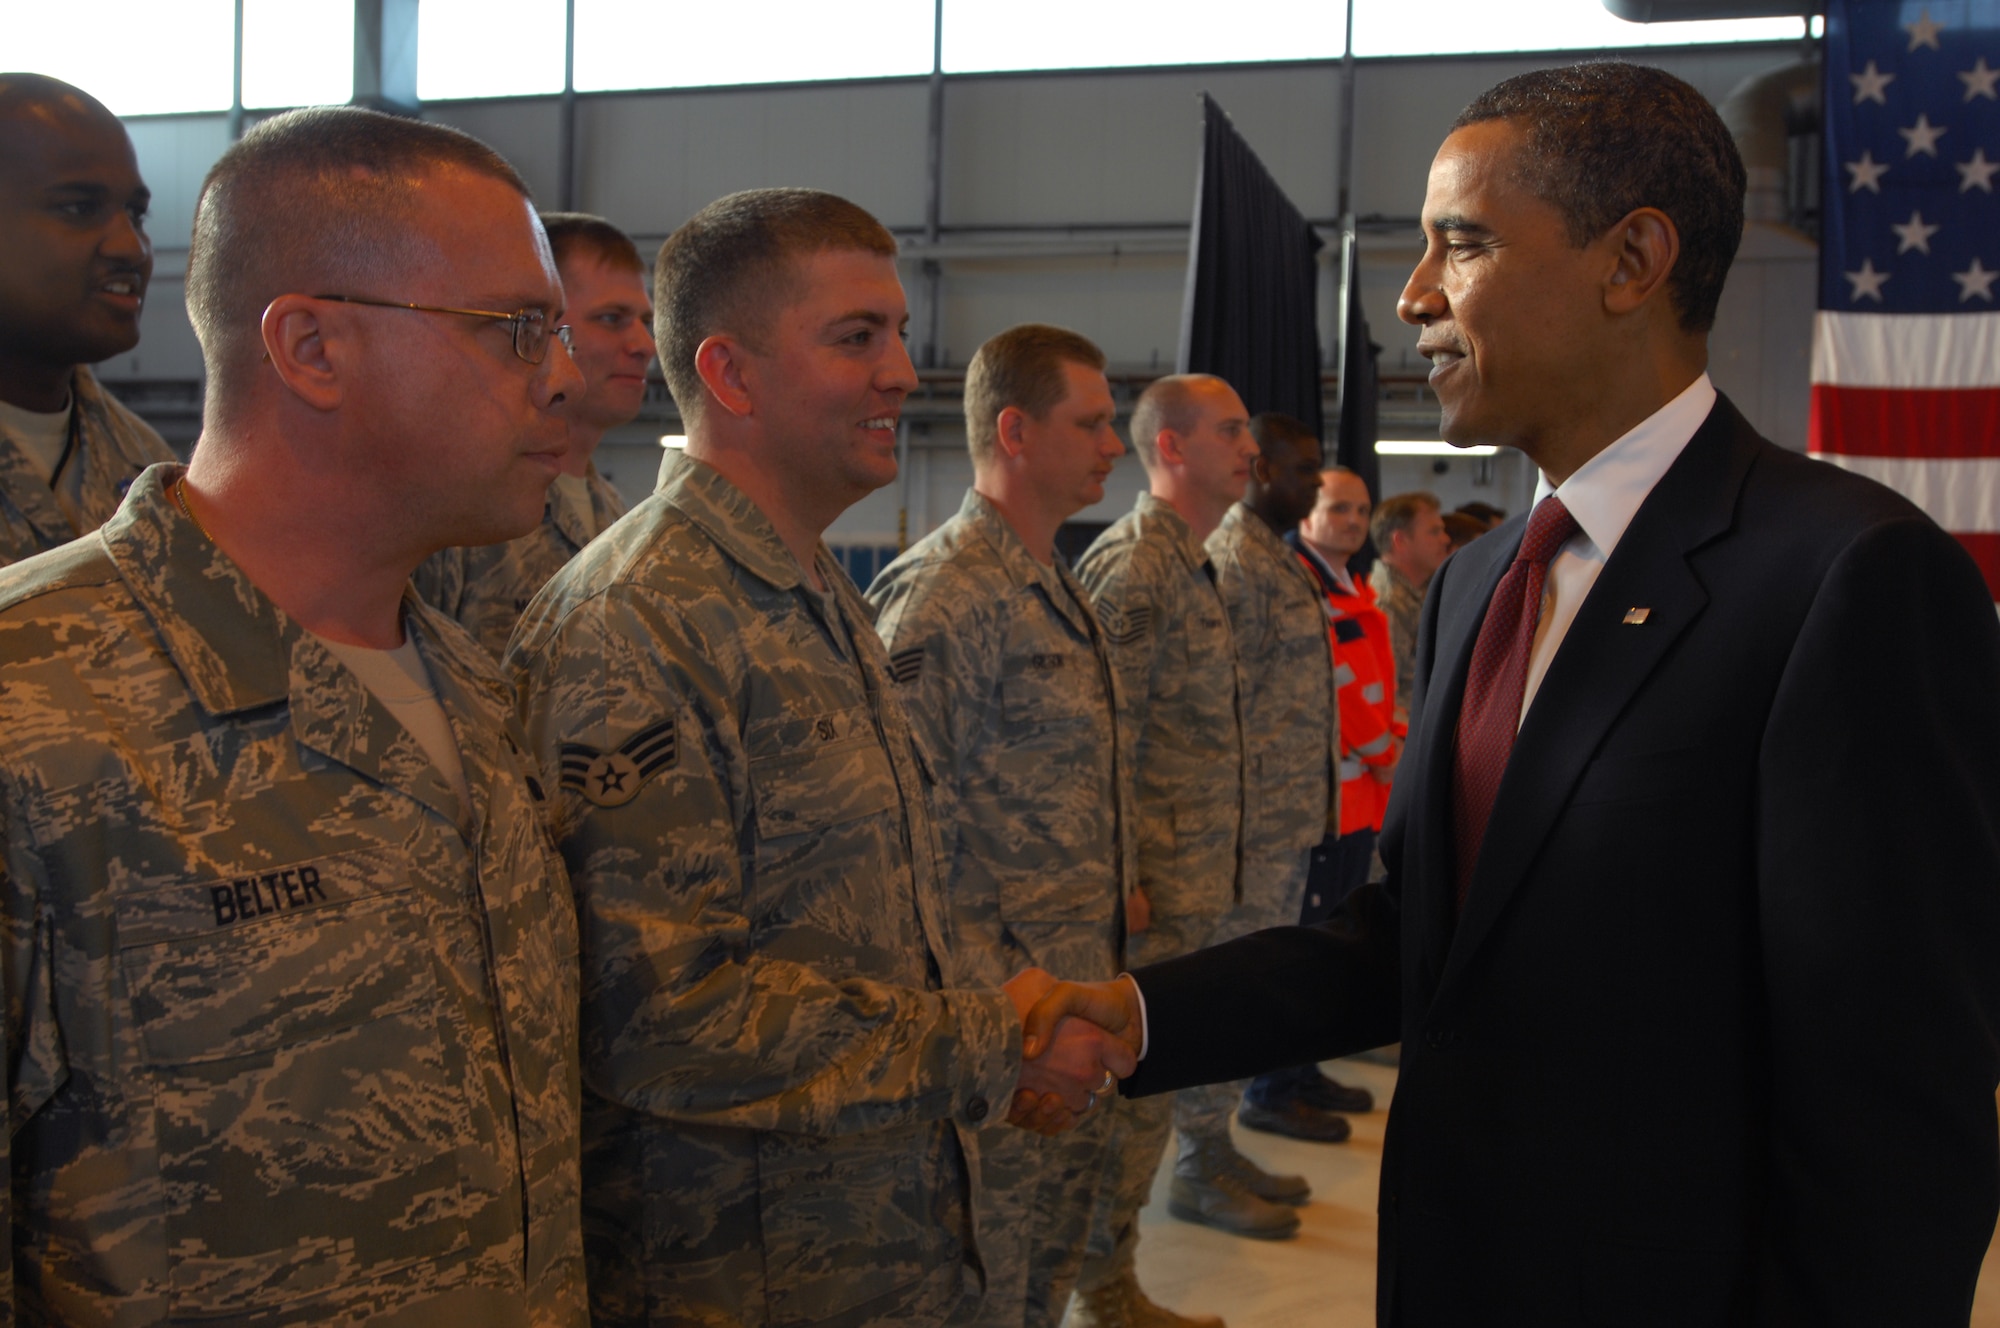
[1249, 412, 1318, 462]
[1453, 62, 1746, 334]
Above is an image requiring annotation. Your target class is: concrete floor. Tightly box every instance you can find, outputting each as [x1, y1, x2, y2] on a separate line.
[1128, 1061, 2000, 1326]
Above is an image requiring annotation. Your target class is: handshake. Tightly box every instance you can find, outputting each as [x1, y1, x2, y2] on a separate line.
[1000, 970, 1145, 1136]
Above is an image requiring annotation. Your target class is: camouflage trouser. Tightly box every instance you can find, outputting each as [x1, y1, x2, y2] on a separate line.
[1072, 911, 1222, 1291]
[1172, 849, 1312, 1143]
[958, 1108, 1113, 1328]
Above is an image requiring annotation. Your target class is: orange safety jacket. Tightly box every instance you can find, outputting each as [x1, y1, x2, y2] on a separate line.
[1288, 534, 1401, 836]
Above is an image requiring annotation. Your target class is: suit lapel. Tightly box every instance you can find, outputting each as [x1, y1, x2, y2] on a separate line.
[1406, 527, 1518, 991]
[1431, 398, 1761, 997]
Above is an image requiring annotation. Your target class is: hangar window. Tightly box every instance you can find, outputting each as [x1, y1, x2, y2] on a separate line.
[242, 0, 355, 109]
[417, 0, 567, 100]
[1351, 0, 1807, 57]
[573, 0, 938, 91]
[13, 0, 234, 115]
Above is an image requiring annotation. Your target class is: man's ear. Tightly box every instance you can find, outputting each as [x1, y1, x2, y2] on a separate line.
[1250, 452, 1273, 486]
[260, 295, 342, 412]
[995, 405, 1031, 460]
[1604, 207, 1679, 317]
[694, 334, 755, 419]
[1153, 429, 1185, 468]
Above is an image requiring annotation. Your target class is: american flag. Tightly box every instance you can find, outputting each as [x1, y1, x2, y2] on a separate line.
[1810, 0, 2000, 601]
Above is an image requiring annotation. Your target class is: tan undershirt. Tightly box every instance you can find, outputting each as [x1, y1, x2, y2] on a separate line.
[0, 394, 87, 530]
[315, 632, 473, 829]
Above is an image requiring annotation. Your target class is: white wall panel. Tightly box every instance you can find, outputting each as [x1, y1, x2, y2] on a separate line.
[943, 65, 1340, 227]
[427, 98, 567, 205]
[578, 83, 932, 235]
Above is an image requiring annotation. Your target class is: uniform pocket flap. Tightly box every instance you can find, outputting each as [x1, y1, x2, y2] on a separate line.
[116, 851, 431, 1066]
[748, 705, 900, 837]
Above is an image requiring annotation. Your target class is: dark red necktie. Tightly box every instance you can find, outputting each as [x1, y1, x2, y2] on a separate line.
[1451, 495, 1580, 907]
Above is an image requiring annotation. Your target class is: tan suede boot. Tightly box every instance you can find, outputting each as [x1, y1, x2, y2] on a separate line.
[1062, 1270, 1226, 1328]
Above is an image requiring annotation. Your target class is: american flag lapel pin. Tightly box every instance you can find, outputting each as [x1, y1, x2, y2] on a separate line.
[1622, 608, 1651, 625]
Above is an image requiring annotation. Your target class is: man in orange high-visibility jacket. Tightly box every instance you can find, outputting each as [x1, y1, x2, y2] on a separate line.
[1242, 462, 1399, 1121]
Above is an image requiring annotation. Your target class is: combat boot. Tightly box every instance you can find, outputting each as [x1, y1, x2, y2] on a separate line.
[1214, 1143, 1311, 1206]
[1167, 1137, 1301, 1239]
[1063, 1270, 1226, 1328]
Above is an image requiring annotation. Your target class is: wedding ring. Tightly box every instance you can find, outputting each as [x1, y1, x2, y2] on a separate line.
[1097, 1070, 1117, 1096]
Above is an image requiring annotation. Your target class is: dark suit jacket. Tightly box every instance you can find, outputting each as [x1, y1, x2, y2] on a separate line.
[1124, 396, 2000, 1327]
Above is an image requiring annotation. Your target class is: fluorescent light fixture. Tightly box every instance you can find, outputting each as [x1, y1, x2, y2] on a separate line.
[660, 435, 688, 450]
[1376, 441, 1499, 457]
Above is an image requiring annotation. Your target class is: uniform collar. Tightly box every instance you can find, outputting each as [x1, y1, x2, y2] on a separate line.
[959, 488, 1065, 590]
[102, 466, 501, 830]
[1133, 490, 1209, 573]
[957, 488, 1094, 636]
[1217, 502, 1319, 590]
[100, 464, 296, 715]
[656, 448, 817, 592]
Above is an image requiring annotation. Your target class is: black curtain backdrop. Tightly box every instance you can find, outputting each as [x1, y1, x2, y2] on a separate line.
[1177, 93, 1324, 437]
[1335, 265, 1384, 578]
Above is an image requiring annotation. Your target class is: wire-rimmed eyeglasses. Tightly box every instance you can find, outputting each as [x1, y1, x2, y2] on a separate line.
[313, 294, 574, 364]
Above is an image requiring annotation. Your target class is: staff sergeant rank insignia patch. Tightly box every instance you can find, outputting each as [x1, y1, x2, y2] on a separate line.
[888, 645, 925, 684]
[561, 716, 678, 808]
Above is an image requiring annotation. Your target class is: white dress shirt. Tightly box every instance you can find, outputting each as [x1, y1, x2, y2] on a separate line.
[1520, 373, 1716, 723]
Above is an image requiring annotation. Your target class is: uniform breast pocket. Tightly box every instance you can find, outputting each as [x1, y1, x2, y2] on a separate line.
[747, 705, 900, 838]
[999, 655, 1094, 734]
[115, 850, 473, 1316]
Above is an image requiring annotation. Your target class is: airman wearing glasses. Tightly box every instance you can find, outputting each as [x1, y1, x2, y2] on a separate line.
[0, 73, 178, 568]
[415, 212, 651, 659]
[0, 106, 588, 1325]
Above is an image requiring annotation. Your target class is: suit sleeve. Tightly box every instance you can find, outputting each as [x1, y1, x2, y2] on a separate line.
[1754, 515, 2000, 1321]
[509, 584, 1020, 1138]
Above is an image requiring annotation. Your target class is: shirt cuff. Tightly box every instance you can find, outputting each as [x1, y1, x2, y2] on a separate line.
[1118, 972, 1150, 1061]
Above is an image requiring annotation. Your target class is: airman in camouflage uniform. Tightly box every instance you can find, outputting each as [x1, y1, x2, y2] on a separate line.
[415, 212, 650, 659]
[507, 194, 1131, 1328]
[0, 467, 584, 1325]
[0, 76, 179, 567]
[0, 367, 177, 567]
[1073, 456, 1252, 1318]
[1367, 491, 1450, 724]
[869, 322, 1136, 1328]
[510, 450, 1025, 1327]
[1177, 492, 1341, 1147]
[413, 461, 627, 658]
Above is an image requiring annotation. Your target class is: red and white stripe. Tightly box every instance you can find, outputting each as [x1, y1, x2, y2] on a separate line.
[1808, 310, 2000, 600]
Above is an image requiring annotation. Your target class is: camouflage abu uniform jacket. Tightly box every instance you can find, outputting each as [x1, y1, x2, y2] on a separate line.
[0, 367, 177, 569]
[867, 488, 1135, 987]
[0, 467, 584, 1326]
[414, 461, 628, 659]
[1073, 492, 1245, 921]
[1206, 503, 1338, 861]
[507, 450, 1021, 1328]
[1370, 559, 1425, 723]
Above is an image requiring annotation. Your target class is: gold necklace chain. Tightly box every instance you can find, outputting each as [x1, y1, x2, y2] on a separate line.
[174, 475, 215, 543]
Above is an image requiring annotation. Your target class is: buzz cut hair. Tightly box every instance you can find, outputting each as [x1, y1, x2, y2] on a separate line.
[1453, 61, 1746, 334]
[653, 188, 898, 424]
[1128, 373, 1225, 468]
[1371, 490, 1441, 550]
[185, 106, 530, 393]
[963, 323, 1107, 465]
[540, 211, 644, 276]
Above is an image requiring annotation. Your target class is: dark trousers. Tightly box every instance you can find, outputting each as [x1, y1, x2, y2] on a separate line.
[1244, 827, 1377, 1106]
